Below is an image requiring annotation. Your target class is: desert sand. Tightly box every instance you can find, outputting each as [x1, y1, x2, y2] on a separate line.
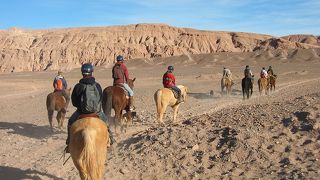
[0, 49, 320, 179]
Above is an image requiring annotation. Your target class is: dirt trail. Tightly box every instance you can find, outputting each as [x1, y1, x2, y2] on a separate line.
[0, 59, 319, 179]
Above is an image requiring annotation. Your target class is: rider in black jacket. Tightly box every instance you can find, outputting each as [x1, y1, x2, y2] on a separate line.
[65, 63, 114, 153]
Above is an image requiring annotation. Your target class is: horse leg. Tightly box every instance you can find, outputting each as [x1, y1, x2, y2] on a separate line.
[114, 110, 121, 135]
[57, 111, 62, 129]
[159, 103, 168, 125]
[47, 110, 54, 132]
[172, 105, 180, 122]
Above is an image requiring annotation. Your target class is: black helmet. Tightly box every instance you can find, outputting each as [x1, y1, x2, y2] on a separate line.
[262, 67, 265, 70]
[116, 55, 124, 61]
[246, 65, 249, 68]
[269, 65, 272, 69]
[168, 65, 174, 71]
[81, 63, 93, 76]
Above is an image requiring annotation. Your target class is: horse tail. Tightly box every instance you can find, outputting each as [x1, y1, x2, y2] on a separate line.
[154, 90, 162, 114]
[79, 128, 101, 180]
[102, 89, 113, 118]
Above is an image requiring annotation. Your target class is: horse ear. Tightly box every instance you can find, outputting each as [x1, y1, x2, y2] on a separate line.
[132, 78, 136, 82]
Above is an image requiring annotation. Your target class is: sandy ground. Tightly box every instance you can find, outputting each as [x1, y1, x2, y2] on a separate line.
[0, 53, 320, 179]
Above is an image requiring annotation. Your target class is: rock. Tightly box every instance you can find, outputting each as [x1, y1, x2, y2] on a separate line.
[119, 168, 130, 174]
[192, 144, 199, 151]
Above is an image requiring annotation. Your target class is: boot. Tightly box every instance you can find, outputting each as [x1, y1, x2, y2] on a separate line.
[176, 95, 184, 104]
[129, 96, 135, 111]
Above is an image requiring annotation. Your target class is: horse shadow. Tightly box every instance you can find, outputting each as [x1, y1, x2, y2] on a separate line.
[188, 92, 220, 100]
[0, 166, 64, 180]
[0, 121, 63, 139]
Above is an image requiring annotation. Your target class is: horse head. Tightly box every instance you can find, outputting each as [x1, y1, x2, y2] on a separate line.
[180, 85, 189, 102]
[127, 78, 136, 89]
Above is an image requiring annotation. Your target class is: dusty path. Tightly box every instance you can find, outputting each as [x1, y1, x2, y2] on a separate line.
[0, 60, 319, 179]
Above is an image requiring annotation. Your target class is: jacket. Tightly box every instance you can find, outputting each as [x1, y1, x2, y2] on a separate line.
[112, 62, 129, 85]
[71, 76, 103, 112]
[163, 71, 176, 88]
[53, 75, 68, 90]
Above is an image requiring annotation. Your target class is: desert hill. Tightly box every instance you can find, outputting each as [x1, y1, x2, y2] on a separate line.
[0, 24, 319, 72]
[282, 34, 320, 46]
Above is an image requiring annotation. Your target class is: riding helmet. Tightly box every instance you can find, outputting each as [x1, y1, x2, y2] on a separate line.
[81, 63, 94, 76]
[168, 65, 174, 71]
[116, 55, 124, 61]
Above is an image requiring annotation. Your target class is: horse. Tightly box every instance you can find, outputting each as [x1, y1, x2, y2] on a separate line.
[154, 85, 188, 124]
[46, 88, 71, 132]
[258, 77, 269, 95]
[69, 117, 109, 180]
[241, 77, 253, 99]
[221, 77, 233, 96]
[102, 78, 135, 134]
[269, 74, 277, 92]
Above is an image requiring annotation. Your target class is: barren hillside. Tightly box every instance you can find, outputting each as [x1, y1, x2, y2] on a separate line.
[283, 34, 320, 46]
[1, 24, 319, 72]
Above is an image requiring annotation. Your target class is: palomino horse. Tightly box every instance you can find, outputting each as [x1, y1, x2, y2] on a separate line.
[269, 75, 277, 92]
[46, 88, 71, 131]
[69, 117, 109, 180]
[242, 77, 253, 99]
[258, 77, 269, 95]
[154, 85, 188, 124]
[221, 77, 233, 96]
[102, 78, 135, 134]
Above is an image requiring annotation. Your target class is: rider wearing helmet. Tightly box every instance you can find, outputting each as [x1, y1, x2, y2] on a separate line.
[112, 55, 135, 111]
[65, 63, 114, 153]
[244, 65, 254, 79]
[222, 67, 232, 80]
[260, 67, 268, 78]
[53, 70, 70, 109]
[267, 65, 274, 76]
[163, 65, 184, 103]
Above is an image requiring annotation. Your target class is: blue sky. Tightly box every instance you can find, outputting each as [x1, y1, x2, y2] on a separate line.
[1, 0, 319, 36]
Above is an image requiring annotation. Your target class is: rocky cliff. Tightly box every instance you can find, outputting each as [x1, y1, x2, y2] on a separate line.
[0, 24, 319, 72]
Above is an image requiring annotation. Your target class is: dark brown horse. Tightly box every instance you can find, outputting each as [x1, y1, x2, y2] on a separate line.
[102, 78, 135, 134]
[46, 88, 71, 132]
[269, 74, 277, 92]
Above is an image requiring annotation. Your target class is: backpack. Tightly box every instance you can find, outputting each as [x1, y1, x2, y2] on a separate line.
[112, 64, 124, 80]
[80, 83, 101, 113]
[55, 79, 63, 91]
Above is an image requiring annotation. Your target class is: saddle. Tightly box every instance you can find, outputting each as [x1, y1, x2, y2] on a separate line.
[170, 88, 180, 99]
[78, 113, 99, 120]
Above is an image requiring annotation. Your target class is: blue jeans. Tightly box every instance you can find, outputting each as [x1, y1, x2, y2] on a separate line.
[122, 83, 134, 96]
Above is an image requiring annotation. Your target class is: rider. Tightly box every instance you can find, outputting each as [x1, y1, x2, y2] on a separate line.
[163, 65, 184, 103]
[260, 67, 268, 78]
[65, 63, 114, 153]
[112, 55, 135, 111]
[222, 67, 232, 81]
[267, 65, 274, 76]
[53, 71, 70, 109]
[244, 65, 254, 79]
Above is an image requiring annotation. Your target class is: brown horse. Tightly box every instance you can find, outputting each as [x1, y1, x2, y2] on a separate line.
[269, 75, 277, 92]
[69, 117, 109, 180]
[221, 77, 233, 96]
[102, 78, 135, 134]
[46, 88, 71, 132]
[154, 85, 188, 124]
[258, 77, 268, 95]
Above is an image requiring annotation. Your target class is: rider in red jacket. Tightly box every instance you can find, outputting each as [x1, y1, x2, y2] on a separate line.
[163, 65, 184, 103]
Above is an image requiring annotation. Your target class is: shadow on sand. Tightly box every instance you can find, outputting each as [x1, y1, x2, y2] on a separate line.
[0, 166, 64, 180]
[188, 92, 218, 100]
[0, 122, 64, 139]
